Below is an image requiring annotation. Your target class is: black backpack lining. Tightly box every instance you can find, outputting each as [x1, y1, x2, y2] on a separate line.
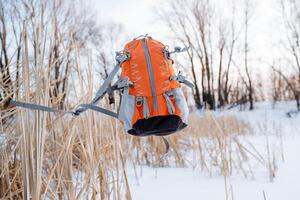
[127, 115, 187, 137]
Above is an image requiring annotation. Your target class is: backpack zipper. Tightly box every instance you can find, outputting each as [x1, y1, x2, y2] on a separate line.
[141, 38, 158, 112]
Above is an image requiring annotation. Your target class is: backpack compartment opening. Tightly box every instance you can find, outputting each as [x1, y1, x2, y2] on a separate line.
[127, 115, 187, 136]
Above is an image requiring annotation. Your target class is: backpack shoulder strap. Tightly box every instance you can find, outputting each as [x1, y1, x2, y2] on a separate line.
[73, 52, 130, 116]
[10, 52, 130, 119]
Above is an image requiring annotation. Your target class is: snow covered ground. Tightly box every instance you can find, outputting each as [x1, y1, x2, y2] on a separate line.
[128, 102, 300, 200]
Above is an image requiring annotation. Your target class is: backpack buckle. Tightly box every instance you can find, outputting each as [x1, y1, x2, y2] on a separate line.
[117, 77, 133, 89]
[166, 91, 175, 100]
[136, 96, 143, 107]
[115, 51, 130, 64]
[170, 71, 194, 89]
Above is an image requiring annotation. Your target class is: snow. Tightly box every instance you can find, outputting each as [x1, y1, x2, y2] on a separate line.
[128, 102, 300, 200]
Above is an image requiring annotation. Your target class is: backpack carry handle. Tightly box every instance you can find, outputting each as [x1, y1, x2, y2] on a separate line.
[115, 51, 130, 64]
[133, 34, 152, 40]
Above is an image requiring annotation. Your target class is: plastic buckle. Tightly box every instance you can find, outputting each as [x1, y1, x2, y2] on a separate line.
[115, 52, 130, 64]
[166, 91, 175, 100]
[117, 77, 133, 89]
[136, 96, 143, 107]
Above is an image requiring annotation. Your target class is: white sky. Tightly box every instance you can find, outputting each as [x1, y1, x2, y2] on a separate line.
[90, 0, 165, 40]
[89, 0, 283, 62]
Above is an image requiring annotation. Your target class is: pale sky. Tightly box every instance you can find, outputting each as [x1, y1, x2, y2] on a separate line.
[90, 0, 165, 40]
[89, 0, 283, 62]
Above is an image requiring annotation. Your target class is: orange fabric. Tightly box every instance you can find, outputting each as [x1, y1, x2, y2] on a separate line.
[121, 37, 181, 126]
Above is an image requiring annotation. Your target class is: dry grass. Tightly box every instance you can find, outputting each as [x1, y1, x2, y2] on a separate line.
[0, 10, 280, 200]
[1, 101, 277, 199]
[185, 114, 250, 137]
[1, 61, 284, 200]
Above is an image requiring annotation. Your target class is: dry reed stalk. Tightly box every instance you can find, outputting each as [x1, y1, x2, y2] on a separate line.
[0, 6, 284, 200]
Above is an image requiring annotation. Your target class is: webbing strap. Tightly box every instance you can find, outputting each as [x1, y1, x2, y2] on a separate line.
[181, 79, 194, 88]
[74, 58, 128, 116]
[92, 63, 121, 104]
[170, 71, 194, 89]
[73, 63, 122, 116]
[159, 136, 170, 161]
[143, 97, 150, 119]
[9, 100, 74, 114]
[118, 85, 130, 120]
[77, 104, 118, 118]
[163, 93, 175, 114]
[141, 38, 158, 112]
[9, 99, 118, 118]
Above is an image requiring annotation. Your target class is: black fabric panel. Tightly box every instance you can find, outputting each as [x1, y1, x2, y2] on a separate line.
[127, 115, 187, 137]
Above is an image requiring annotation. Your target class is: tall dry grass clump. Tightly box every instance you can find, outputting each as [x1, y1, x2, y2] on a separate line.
[1, 40, 277, 200]
[0, 1, 132, 199]
[0, 1, 283, 199]
[0, 34, 133, 200]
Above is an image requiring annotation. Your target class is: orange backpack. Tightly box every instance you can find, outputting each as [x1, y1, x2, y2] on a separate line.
[10, 35, 193, 138]
[118, 35, 193, 136]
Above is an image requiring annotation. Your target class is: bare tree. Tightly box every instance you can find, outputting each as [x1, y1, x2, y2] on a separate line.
[158, 0, 242, 110]
[157, 0, 203, 108]
[243, 0, 255, 110]
[220, 1, 239, 107]
[217, 22, 226, 108]
[272, 66, 300, 110]
[0, 0, 16, 109]
[275, 0, 300, 110]
[191, 0, 216, 109]
[271, 67, 283, 103]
